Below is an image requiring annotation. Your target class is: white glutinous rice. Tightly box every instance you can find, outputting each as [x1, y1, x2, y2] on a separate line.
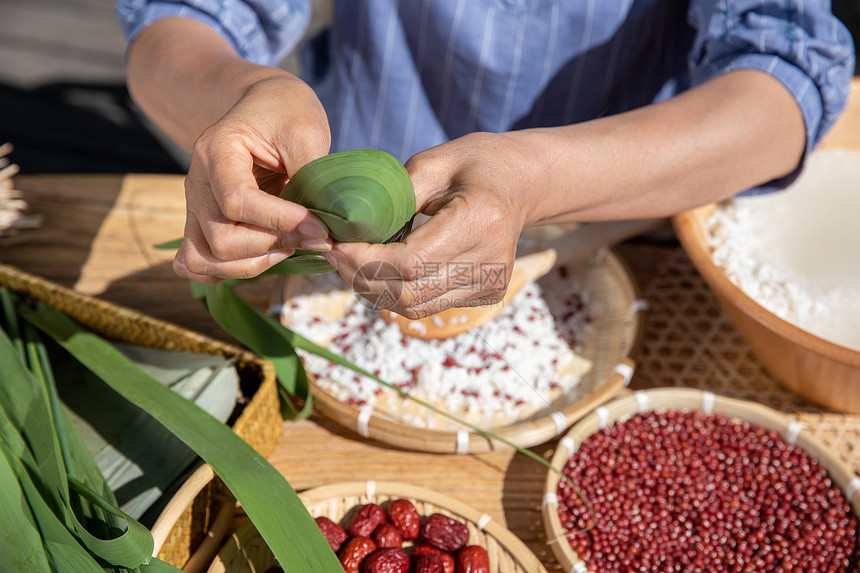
[279, 265, 595, 429]
[707, 148, 860, 352]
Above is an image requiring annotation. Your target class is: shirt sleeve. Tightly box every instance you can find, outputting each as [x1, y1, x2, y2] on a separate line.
[116, 0, 311, 66]
[687, 0, 855, 194]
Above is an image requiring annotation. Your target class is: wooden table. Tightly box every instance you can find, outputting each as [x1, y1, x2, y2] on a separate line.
[0, 172, 677, 570]
[4, 160, 858, 570]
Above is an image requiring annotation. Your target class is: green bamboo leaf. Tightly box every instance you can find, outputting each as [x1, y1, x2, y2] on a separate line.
[280, 149, 415, 243]
[264, 250, 334, 275]
[153, 238, 183, 250]
[0, 439, 146, 573]
[21, 303, 340, 571]
[0, 442, 51, 573]
[139, 558, 184, 572]
[0, 322, 68, 515]
[203, 283, 313, 420]
[0, 287, 25, 357]
[66, 477, 154, 567]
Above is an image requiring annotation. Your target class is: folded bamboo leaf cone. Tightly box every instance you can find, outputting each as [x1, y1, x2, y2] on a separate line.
[280, 149, 416, 244]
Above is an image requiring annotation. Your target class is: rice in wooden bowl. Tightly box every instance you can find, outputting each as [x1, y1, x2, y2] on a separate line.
[673, 146, 860, 413]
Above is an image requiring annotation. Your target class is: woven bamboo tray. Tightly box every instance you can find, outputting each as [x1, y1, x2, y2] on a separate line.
[542, 387, 860, 573]
[0, 263, 282, 570]
[208, 480, 547, 573]
[274, 249, 644, 454]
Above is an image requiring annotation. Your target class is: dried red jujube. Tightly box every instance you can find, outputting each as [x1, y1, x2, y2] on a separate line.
[339, 536, 377, 573]
[421, 513, 470, 553]
[348, 503, 387, 538]
[371, 523, 403, 548]
[413, 554, 445, 573]
[362, 547, 409, 573]
[412, 544, 455, 573]
[455, 545, 489, 573]
[386, 498, 420, 540]
[315, 516, 349, 553]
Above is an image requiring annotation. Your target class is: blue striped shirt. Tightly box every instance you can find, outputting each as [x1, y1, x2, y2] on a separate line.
[117, 0, 855, 194]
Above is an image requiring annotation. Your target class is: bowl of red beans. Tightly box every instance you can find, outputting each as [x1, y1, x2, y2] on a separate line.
[542, 388, 860, 573]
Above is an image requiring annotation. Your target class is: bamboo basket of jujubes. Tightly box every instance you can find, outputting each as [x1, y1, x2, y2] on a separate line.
[543, 388, 860, 573]
[209, 481, 547, 573]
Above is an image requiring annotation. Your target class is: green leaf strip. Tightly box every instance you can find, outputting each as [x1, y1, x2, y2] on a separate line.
[204, 283, 313, 420]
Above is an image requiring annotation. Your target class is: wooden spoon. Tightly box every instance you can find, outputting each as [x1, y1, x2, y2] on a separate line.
[380, 249, 558, 340]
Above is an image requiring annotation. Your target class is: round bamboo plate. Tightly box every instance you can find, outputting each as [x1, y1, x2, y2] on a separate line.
[273, 249, 644, 454]
[542, 388, 860, 573]
[208, 480, 547, 573]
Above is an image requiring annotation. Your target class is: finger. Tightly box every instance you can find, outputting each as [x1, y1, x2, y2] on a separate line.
[203, 147, 330, 236]
[195, 212, 331, 261]
[187, 147, 331, 261]
[175, 212, 296, 281]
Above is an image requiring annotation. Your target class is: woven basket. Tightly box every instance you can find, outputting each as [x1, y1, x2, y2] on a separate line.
[0, 263, 282, 570]
[542, 387, 860, 573]
[208, 480, 547, 573]
[275, 249, 644, 454]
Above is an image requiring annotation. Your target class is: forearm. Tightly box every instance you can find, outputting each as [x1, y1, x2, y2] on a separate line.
[125, 17, 304, 151]
[519, 70, 806, 224]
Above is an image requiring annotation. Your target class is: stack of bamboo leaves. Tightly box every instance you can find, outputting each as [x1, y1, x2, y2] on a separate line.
[0, 286, 340, 571]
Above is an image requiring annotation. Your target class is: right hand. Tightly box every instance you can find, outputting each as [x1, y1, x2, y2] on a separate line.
[174, 76, 333, 284]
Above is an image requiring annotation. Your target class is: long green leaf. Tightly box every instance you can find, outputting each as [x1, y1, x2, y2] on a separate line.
[1, 314, 153, 569]
[66, 477, 154, 567]
[0, 440, 51, 573]
[0, 324, 68, 515]
[204, 283, 313, 420]
[21, 303, 341, 571]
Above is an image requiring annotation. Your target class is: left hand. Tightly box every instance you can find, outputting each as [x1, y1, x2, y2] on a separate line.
[327, 132, 539, 319]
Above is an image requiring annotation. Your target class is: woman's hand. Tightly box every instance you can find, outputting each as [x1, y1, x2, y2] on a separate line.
[175, 77, 334, 284]
[125, 18, 334, 284]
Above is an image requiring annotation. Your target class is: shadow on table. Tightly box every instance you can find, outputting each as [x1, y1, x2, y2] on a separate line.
[501, 440, 564, 569]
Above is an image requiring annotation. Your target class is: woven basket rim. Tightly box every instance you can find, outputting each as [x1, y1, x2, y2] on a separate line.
[542, 387, 860, 572]
[673, 205, 860, 367]
[278, 249, 644, 454]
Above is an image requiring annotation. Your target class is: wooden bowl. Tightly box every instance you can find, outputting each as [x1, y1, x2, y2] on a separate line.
[274, 249, 644, 453]
[542, 388, 860, 572]
[673, 79, 860, 413]
[209, 480, 547, 573]
[673, 203, 860, 413]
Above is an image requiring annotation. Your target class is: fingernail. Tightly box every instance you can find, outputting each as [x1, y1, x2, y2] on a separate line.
[323, 252, 339, 270]
[301, 238, 332, 252]
[298, 221, 329, 240]
[268, 249, 294, 265]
